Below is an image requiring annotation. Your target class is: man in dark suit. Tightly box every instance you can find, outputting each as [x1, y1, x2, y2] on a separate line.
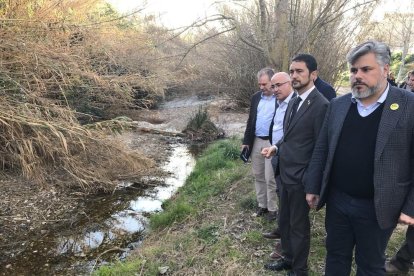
[242, 68, 278, 221]
[314, 76, 336, 101]
[305, 40, 414, 275]
[262, 54, 329, 275]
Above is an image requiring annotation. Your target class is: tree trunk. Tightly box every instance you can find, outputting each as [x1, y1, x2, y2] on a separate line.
[272, 0, 290, 71]
[397, 18, 413, 82]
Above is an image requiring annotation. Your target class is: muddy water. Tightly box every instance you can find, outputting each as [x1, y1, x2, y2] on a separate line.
[5, 144, 195, 275]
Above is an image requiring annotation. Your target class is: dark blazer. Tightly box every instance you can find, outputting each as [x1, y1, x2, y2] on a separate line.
[243, 91, 277, 147]
[314, 77, 336, 101]
[305, 86, 414, 229]
[243, 91, 261, 148]
[276, 88, 329, 185]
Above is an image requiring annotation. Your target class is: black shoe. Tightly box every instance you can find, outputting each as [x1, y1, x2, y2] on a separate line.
[262, 228, 281, 239]
[385, 260, 409, 275]
[264, 260, 292, 271]
[255, 207, 268, 217]
[265, 211, 278, 221]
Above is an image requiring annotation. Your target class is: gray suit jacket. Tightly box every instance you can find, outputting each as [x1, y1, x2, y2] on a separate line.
[276, 88, 329, 186]
[305, 86, 414, 229]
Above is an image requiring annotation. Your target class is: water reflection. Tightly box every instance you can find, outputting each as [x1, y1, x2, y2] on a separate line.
[3, 144, 195, 275]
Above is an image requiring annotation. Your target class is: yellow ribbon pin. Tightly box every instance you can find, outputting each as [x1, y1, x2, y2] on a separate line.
[390, 103, 399, 110]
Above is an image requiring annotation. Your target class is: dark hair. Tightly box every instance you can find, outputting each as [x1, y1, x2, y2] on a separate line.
[257, 67, 275, 80]
[291, 54, 318, 72]
[346, 40, 391, 67]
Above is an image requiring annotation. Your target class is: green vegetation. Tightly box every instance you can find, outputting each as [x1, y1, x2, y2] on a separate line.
[95, 138, 407, 275]
[183, 106, 222, 142]
[390, 51, 414, 80]
[150, 138, 241, 230]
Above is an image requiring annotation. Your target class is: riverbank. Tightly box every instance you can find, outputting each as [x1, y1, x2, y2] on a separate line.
[0, 95, 249, 274]
[96, 138, 408, 276]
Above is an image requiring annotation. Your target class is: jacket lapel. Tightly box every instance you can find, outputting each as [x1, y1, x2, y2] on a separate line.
[375, 87, 405, 161]
[284, 89, 317, 136]
[283, 93, 296, 133]
[328, 94, 352, 163]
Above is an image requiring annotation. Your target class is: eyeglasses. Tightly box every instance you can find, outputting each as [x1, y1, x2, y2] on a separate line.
[271, 81, 289, 89]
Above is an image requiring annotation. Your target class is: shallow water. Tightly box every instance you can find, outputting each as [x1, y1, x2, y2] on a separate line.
[4, 144, 195, 275]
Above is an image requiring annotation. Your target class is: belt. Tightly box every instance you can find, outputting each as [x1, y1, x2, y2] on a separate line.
[257, 136, 269, 140]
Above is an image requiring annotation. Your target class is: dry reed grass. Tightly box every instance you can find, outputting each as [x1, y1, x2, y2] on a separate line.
[0, 95, 153, 192]
[0, 0, 165, 192]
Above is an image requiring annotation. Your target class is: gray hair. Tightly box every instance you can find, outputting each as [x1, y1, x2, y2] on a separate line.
[257, 68, 275, 80]
[346, 40, 391, 67]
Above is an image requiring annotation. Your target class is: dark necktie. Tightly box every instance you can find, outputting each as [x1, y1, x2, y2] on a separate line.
[288, 97, 302, 127]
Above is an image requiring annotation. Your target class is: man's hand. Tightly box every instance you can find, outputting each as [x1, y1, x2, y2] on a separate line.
[399, 213, 414, 225]
[306, 194, 319, 209]
[261, 145, 277, 158]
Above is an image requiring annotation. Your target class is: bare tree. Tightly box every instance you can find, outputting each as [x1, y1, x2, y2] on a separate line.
[201, 0, 379, 79]
[365, 4, 414, 82]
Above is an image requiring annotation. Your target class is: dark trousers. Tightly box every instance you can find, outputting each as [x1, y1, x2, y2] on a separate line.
[325, 189, 394, 276]
[279, 182, 310, 275]
[271, 155, 280, 198]
[391, 226, 414, 271]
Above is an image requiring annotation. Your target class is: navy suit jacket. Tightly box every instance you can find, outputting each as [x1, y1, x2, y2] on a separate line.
[305, 86, 414, 229]
[314, 77, 336, 101]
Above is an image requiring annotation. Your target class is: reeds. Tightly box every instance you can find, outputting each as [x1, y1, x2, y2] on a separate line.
[0, 0, 164, 191]
[0, 94, 152, 192]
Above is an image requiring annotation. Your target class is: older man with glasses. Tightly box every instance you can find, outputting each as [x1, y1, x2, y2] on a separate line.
[262, 72, 297, 259]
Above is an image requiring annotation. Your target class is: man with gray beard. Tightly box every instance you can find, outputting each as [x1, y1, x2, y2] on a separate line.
[305, 40, 414, 275]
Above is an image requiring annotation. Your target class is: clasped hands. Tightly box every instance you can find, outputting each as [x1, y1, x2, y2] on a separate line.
[261, 145, 277, 158]
[399, 213, 414, 226]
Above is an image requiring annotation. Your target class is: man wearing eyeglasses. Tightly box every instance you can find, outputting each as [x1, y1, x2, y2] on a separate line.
[262, 72, 296, 257]
[242, 68, 278, 221]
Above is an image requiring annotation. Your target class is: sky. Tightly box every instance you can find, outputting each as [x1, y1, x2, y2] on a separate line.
[106, 0, 414, 27]
[106, 0, 218, 28]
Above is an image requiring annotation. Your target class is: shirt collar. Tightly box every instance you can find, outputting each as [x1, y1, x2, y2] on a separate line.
[351, 83, 389, 105]
[277, 91, 295, 105]
[261, 91, 275, 99]
[297, 86, 315, 101]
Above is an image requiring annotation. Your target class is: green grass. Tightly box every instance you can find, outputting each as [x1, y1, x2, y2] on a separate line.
[239, 191, 257, 210]
[149, 200, 194, 229]
[150, 138, 242, 230]
[94, 137, 408, 276]
[95, 259, 146, 276]
[242, 230, 264, 246]
[196, 224, 220, 244]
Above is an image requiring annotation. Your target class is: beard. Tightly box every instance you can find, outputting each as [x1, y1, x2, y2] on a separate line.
[351, 81, 379, 99]
[292, 78, 311, 91]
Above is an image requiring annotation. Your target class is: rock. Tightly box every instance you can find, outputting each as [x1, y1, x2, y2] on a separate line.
[158, 266, 169, 274]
